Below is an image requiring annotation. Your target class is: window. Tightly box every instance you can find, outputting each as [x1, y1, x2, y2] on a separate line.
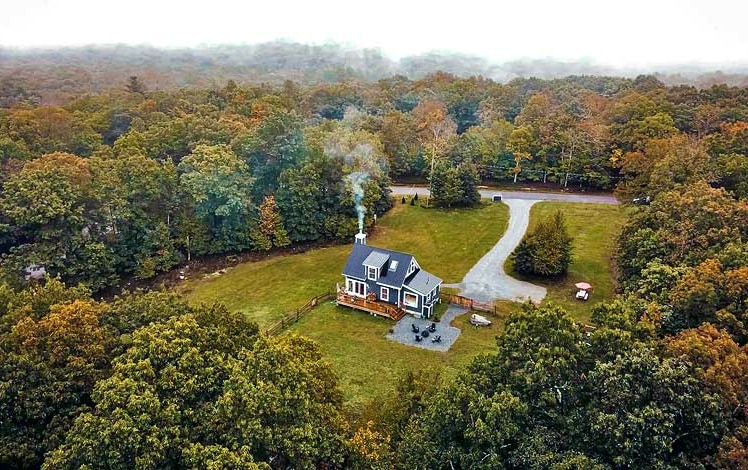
[380, 287, 389, 302]
[389, 260, 399, 272]
[403, 292, 418, 307]
[368, 266, 377, 280]
[347, 279, 366, 297]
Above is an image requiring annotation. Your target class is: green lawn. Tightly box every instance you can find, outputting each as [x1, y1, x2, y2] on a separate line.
[287, 301, 504, 407]
[179, 201, 509, 328]
[506, 202, 628, 322]
[178, 199, 623, 405]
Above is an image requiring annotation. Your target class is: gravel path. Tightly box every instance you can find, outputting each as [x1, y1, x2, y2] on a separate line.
[386, 305, 469, 352]
[390, 186, 618, 204]
[444, 199, 547, 303]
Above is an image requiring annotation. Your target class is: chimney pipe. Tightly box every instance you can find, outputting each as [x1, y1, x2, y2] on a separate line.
[355, 232, 367, 245]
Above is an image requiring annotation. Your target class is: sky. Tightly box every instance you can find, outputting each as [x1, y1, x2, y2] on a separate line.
[1, 0, 746, 67]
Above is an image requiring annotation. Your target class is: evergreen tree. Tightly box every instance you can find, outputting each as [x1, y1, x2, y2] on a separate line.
[512, 210, 573, 276]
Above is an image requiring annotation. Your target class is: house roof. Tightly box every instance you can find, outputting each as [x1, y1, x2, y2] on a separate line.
[343, 244, 413, 286]
[362, 251, 390, 269]
[342, 244, 442, 293]
[405, 269, 442, 295]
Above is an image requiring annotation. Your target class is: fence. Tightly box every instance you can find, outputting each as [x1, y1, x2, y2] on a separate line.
[441, 293, 598, 332]
[265, 291, 335, 336]
[440, 293, 502, 316]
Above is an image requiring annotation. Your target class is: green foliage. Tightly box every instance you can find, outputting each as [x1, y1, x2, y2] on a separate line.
[399, 303, 728, 469]
[0, 299, 115, 468]
[512, 210, 573, 277]
[178, 144, 255, 253]
[429, 162, 480, 208]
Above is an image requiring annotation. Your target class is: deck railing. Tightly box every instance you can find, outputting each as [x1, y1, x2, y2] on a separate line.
[335, 291, 406, 321]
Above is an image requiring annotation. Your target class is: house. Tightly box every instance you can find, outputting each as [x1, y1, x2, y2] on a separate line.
[339, 234, 442, 318]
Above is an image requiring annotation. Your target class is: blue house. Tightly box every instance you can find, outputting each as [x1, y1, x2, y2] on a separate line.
[339, 234, 442, 319]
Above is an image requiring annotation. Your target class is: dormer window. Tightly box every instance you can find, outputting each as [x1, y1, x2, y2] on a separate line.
[368, 266, 378, 280]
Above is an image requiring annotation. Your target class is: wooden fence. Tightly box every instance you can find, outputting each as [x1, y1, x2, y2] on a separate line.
[440, 293, 502, 316]
[441, 293, 598, 331]
[265, 291, 335, 336]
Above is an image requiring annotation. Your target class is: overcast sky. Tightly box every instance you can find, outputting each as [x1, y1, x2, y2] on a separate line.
[1, 0, 745, 67]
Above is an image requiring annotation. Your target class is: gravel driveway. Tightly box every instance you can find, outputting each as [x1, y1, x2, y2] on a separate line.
[444, 199, 547, 303]
[391, 186, 615, 304]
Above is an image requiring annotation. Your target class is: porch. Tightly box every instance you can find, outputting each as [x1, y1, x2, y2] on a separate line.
[336, 291, 406, 321]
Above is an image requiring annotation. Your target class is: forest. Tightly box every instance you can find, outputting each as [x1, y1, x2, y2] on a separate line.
[1, 46, 748, 468]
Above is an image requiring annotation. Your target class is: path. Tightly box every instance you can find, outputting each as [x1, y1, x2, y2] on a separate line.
[390, 186, 619, 204]
[386, 305, 469, 352]
[391, 185, 615, 304]
[444, 199, 547, 303]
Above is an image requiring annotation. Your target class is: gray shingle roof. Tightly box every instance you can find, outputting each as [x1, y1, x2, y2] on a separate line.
[342, 244, 414, 287]
[405, 269, 442, 295]
[362, 251, 390, 269]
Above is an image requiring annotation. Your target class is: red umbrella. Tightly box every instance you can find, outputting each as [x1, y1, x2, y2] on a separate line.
[575, 282, 592, 290]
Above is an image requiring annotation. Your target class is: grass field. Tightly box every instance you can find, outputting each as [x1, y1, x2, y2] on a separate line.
[178, 198, 624, 405]
[287, 301, 513, 407]
[507, 202, 628, 321]
[179, 201, 509, 328]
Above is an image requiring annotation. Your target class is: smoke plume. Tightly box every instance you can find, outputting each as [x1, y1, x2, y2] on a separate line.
[346, 171, 368, 232]
[325, 132, 384, 233]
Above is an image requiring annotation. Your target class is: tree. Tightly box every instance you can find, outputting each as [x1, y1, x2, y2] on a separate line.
[0, 153, 119, 290]
[579, 345, 726, 468]
[412, 100, 457, 196]
[125, 76, 147, 96]
[512, 210, 573, 277]
[178, 144, 255, 253]
[250, 195, 290, 251]
[233, 109, 305, 200]
[0, 300, 115, 468]
[507, 125, 534, 183]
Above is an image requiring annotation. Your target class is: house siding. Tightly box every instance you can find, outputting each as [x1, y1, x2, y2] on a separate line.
[377, 285, 396, 304]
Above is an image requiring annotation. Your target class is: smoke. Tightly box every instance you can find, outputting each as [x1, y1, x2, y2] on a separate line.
[325, 132, 384, 233]
[346, 171, 368, 232]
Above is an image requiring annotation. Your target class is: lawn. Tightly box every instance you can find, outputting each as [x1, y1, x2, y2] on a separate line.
[178, 201, 509, 328]
[287, 301, 508, 407]
[506, 202, 628, 322]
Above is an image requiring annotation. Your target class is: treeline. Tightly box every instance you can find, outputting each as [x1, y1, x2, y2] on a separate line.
[3, 43, 748, 105]
[2, 281, 748, 468]
[2, 70, 748, 290]
[0, 281, 351, 469]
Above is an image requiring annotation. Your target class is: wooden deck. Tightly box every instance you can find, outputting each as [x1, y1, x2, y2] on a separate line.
[336, 292, 406, 321]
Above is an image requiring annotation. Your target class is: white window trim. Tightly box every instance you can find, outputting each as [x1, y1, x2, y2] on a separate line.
[380, 286, 389, 302]
[347, 279, 367, 297]
[403, 292, 418, 307]
[367, 266, 378, 280]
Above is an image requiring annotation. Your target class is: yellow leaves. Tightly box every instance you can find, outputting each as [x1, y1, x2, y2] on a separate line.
[13, 299, 110, 368]
[350, 421, 392, 467]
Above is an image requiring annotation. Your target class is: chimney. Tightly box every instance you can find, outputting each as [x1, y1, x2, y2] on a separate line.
[355, 232, 367, 245]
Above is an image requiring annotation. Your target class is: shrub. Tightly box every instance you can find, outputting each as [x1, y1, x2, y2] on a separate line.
[512, 210, 573, 277]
